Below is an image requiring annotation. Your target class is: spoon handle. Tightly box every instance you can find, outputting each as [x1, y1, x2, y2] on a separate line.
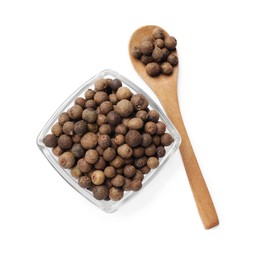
[157, 91, 219, 229]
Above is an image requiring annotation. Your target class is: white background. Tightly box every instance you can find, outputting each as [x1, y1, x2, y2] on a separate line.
[0, 0, 261, 259]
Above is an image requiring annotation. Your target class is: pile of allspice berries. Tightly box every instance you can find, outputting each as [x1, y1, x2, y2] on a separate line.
[43, 78, 174, 201]
[131, 27, 178, 77]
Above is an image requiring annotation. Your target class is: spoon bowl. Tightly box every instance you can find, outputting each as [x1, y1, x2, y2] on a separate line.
[129, 25, 219, 229]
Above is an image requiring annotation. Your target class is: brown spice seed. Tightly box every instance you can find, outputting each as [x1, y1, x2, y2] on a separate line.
[78, 176, 92, 188]
[109, 187, 124, 201]
[93, 185, 109, 200]
[117, 144, 133, 159]
[85, 149, 99, 164]
[125, 130, 142, 148]
[58, 134, 72, 150]
[77, 158, 92, 173]
[103, 147, 116, 162]
[131, 94, 149, 111]
[111, 175, 125, 188]
[58, 152, 75, 169]
[67, 105, 83, 120]
[43, 134, 58, 148]
[80, 132, 97, 149]
[91, 170, 105, 185]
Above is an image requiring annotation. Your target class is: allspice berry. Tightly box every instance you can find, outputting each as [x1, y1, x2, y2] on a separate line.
[87, 123, 98, 133]
[52, 146, 63, 156]
[80, 132, 97, 149]
[109, 93, 118, 105]
[104, 166, 116, 178]
[145, 144, 156, 156]
[156, 146, 166, 158]
[110, 79, 122, 92]
[152, 135, 161, 146]
[84, 89, 95, 100]
[77, 158, 92, 173]
[123, 165, 136, 178]
[147, 110, 160, 123]
[115, 134, 125, 146]
[78, 176, 92, 188]
[72, 134, 81, 143]
[94, 157, 107, 170]
[99, 124, 112, 135]
[141, 133, 152, 147]
[161, 133, 174, 146]
[144, 122, 157, 135]
[136, 110, 148, 121]
[98, 134, 111, 149]
[96, 114, 107, 126]
[128, 118, 144, 130]
[152, 47, 164, 62]
[109, 187, 124, 201]
[140, 40, 154, 55]
[152, 27, 164, 39]
[106, 111, 121, 126]
[123, 178, 132, 191]
[43, 134, 58, 148]
[51, 123, 63, 137]
[67, 105, 83, 120]
[147, 156, 159, 169]
[115, 124, 127, 135]
[167, 53, 178, 66]
[71, 143, 85, 158]
[111, 175, 125, 187]
[133, 146, 145, 158]
[164, 36, 177, 50]
[94, 91, 109, 105]
[133, 171, 144, 182]
[103, 147, 116, 162]
[141, 55, 154, 65]
[132, 46, 142, 58]
[146, 62, 161, 77]
[125, 130, 142, 147]
[115, 100, 134, 118]
[74, 120, 88, 135]
[156, 121, 166, 135]
[85, 149, 99, 164]
[85, 99, 97, 109]
[93, 185, 108, 200]
[100, 101, 113, 115]
[58, 112, 70, 125]
[91, 170, 105, 185]
[75, 97, 86, 108]
[140, 165, 151, 174]
[94, 78, 108, 91]
[70, 166, 82, 179]
[63, 121, 74, 135]
[131, 94, 148, 111]
[134, 156, 147, 168]
[161, 62, 173, 75]
[110, 155, 124, 168]
[116, 87, 132, 100]
[154, 39, 164, 48]
[117, 144, 133, 159]
[162, 47, 170, 60]
[58, 134, 72, 149]
[82, 109, 98, 123]
[58, 152, 75, 169]
[130, 180, 142, 191]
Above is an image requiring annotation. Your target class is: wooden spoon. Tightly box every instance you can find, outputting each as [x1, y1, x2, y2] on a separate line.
[129, 25, 219, 229]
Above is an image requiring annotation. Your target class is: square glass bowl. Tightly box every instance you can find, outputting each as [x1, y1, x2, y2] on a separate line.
[36, 69, 181, 213]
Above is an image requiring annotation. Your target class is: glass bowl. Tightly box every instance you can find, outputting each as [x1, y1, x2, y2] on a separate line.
[36, 69, 181, 212]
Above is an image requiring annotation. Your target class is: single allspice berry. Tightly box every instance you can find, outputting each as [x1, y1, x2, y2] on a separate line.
[123, 165, 136, 178]
[116, 87, 133, 100]
[71, 143, 85, 158]
[128, 117, 144, 130]
[84, 89, 95, 100]
[104, 166, 116, 178]
[130, 180, 142, 191]
[147, 110, 160, 123]
[106, 111, 121, 126]
[156, 121, 166, 135]
[146, 62, 161, 77]
[147, 156, 159, 169]
[110, 79, 122, 92]
[111, 175, 125, 188]
[117, 144, 133, 159]
[98, 134, 111, 149]
[93, 185, 109, 200]
[82, 109, 98, 123]
[144, 122, 157, 135]
[52, 146, 63, 156]
[58, 152, 75, 169]
[78, 176, 92, 189]
[85, 149, 99, 164]
[94, 157, 107, 170]
[74, 97, 86, 108]
[103, 147, 116, 162]
[43, 134, 58, 148]
[74, 120, 88, 135]
[131, 94, 149, 111]
[58, 134, 72, 150]
[58, 112, 70, 125]
[67, 105, 83, 120]
[77, 158, 92, 173]
[63, 121, 74, 135]
[80, 132, 97, 149]
[115, 99, 134, 118]
[91, 170, 105, 185]
[161, 133, 174, 146]
[125, 130, 142, 148]
[70, 166, 82, 179]
[51, 122, 63, 137]
[109, 187, 124, 201]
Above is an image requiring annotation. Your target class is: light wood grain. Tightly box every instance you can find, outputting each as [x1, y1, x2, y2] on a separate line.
[129, 25, 219, 229]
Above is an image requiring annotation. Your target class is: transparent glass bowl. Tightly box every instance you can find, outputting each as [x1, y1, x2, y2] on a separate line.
[36, 69, 181, 212]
